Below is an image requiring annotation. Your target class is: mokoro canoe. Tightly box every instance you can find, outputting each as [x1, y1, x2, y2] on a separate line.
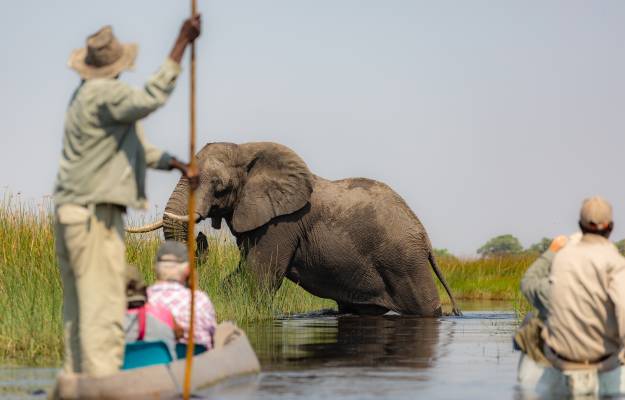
[53, 322, 260, 400]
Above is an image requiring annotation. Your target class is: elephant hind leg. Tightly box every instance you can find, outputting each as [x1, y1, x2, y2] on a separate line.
[377, 256, 443, 317]
[430, 305, 443, 317]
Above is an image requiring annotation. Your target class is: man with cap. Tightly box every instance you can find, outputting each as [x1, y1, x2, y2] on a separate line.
[542, 196, 625, 367]
[54, 17, 201, 377]
[148, 241, 217, 351]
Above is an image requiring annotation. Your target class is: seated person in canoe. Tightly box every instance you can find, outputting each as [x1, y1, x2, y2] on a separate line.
[123, 265, 179, 359]
[515, 196, 625, 397]
[148, 241, 217, 351]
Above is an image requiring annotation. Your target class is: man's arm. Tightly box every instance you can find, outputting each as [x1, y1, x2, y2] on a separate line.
[607, 256, 625, 344]
[169, 15, 201, 64]
[520, 236, 567, 319]
[137, 123, 199, 187]
[521, 250, 555, 318]
[104, 16, 201, 123]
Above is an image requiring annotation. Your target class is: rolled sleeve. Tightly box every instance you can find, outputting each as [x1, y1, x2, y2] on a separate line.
[156, 152, 174, 170]
[104, 59, 182, 123]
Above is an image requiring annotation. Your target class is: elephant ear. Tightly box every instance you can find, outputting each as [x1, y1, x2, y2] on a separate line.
[232, 143, 313, 233]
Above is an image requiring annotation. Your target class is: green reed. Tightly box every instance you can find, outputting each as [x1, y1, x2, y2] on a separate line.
[434, 254, 533, 318]
[0, 195, 333, 365]
[435, 254, 534, 300]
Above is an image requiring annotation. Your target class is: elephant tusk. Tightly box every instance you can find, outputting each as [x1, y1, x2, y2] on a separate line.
[125, 219, 164, 233]
[163, 211, 203, 223]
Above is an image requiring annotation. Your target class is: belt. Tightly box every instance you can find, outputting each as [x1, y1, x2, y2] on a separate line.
[548, 346, 611, 365]
[94, 203, 126, 212]
[544, 344, 620, 372]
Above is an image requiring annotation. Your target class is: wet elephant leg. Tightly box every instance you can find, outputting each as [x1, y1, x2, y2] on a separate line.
[377, 252, 442, 317]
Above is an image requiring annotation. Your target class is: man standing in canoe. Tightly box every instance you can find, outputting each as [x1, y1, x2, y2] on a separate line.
[53, 17, 201, 377]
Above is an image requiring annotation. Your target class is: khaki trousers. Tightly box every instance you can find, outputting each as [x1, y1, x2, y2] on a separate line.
[54, 203, 126, 377]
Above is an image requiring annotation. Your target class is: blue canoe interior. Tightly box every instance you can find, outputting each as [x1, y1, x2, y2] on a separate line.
[122, 341, 209, 370]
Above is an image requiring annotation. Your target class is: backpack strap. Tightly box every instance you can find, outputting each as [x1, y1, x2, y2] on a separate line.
[137, 305, 147, 341]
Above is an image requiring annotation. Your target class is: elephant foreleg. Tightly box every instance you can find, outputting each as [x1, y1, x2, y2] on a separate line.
[238, 236, 294, 294]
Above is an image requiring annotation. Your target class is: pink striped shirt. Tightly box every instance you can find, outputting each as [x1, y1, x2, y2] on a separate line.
[147, 281, 217, 349]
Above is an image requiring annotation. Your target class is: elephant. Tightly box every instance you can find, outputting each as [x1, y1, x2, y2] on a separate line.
[127, 142, 461, 316]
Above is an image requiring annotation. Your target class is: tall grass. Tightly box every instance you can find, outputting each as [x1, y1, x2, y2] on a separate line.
[435, 254, 533, 300]
[434, 254, 533, 317]
[0, 195, 334, 365]
[0, 194, 63, 366]
[0, 196, 535, 365]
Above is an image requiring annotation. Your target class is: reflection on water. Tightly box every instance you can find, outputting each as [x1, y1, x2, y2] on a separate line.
[204, 302, 521, 400]
[245, 315, 442, 370]
[3, 301, 524, 400]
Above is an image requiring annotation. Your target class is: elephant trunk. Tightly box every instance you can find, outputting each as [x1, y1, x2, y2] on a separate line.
[164, 178, 191, 242]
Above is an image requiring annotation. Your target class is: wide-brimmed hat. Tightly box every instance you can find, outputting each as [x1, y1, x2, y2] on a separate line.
[68, 25, 138, 80]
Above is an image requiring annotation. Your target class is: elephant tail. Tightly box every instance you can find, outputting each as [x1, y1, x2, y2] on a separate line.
[428, 252, 462, 316]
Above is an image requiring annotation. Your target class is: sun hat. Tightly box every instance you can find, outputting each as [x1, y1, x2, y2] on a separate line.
[125, 264, 147, 304]
[68, 25, 138, 80]
[580, 196, 613, 230]
[155, 241, 189, 282]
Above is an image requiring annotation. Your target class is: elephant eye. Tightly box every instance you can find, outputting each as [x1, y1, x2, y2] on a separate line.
[211, 177, 229, 196]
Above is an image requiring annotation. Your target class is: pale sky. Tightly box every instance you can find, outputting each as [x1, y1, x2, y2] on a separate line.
[2, 1, 625, 255]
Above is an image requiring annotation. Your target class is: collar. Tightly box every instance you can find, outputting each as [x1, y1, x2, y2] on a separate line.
[581, 233, 611, 245]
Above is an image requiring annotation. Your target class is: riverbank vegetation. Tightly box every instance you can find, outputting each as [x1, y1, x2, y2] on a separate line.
[2, 195, 534, 365]
[435, 254, 532, 301]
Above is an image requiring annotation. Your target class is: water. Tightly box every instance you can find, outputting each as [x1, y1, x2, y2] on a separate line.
[2, 301, 528, 399]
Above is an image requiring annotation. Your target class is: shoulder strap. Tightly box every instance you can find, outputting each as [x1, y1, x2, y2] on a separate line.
[137, 305, 147, 341]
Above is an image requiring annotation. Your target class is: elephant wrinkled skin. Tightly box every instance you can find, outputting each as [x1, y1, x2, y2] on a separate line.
[128, 142, 460, 316]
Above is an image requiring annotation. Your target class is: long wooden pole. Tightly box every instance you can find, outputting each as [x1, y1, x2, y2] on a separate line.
[183, 0, 198, 398]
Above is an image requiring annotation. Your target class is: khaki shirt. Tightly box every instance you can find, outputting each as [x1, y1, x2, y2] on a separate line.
[543, 234, 625, 362]
[54, 58, 182, 209]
